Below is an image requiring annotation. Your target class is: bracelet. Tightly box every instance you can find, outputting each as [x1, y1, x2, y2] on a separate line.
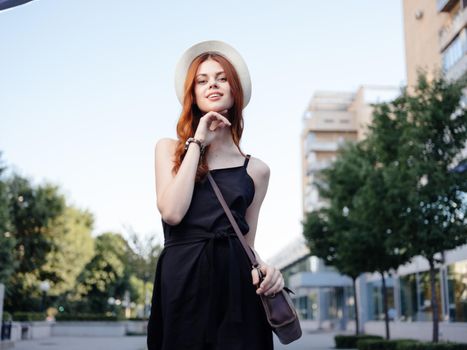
[184, 137, 205, 155]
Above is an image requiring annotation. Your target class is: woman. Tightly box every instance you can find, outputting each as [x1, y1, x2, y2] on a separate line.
[147, 40, 284, 350]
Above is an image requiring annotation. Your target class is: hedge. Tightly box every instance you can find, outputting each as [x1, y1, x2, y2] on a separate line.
[357, 339, 467, 350]
[357, 339, 418, 350]
[12, 312, 46, 321]
[335, 334, 384, 348]
[55, 313, 122, 321]
[397, 343, 467, 350]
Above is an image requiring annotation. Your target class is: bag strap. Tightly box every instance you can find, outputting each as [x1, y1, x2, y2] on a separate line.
[207, 172, 260, 269]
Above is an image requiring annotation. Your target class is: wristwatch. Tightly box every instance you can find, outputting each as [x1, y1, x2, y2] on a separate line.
[184, 137, 205, 155]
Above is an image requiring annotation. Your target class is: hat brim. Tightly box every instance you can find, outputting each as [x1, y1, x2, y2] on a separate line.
[174, 40, 251, 109]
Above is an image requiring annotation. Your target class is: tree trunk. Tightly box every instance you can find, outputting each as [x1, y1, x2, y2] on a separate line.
[428, 258, 439, 343]
[381, 271, 390, 340]
[353, 277, 359, 335]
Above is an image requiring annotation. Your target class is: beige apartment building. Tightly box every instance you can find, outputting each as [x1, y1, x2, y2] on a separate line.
[274, 1, 467, 338]
[300, 86, 399, 214]
[403, 0, 467, 85]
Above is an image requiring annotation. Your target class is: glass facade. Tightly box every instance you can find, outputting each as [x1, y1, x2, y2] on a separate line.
[400, 273, 418, 321]
[367, 280, 395, 321]
[442, 28, 467, 71]
[399, 269, 442, 321]
[285, 254, 467, 326]
[295, 290, 318, 320]
[418, 269, 442, 321]
[447, 260, 467, 322]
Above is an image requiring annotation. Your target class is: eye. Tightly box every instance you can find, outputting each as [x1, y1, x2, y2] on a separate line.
[197, 80, 206, 84]
[219, 77, 227, 82]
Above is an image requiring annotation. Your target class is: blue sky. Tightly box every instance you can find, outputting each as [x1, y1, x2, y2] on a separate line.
[0, 0, 406, 260]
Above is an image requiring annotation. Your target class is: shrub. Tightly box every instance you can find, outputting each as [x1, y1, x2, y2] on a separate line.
[397, 342, 467, 350]
[55, 313, 122, 321]
[357, 339, 418, 350]
[335, 334, 384, 348]
[12, 312, 46, 321]
[2, 312, 12, 322]
[356, 339, 467, 350]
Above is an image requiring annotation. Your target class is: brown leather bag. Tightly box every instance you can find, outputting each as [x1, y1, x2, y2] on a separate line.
[207, 172, 302, 345]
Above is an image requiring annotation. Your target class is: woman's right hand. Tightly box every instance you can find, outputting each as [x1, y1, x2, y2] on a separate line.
[194, 109, 231, 147]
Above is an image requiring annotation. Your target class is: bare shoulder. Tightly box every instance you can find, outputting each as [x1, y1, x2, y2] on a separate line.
[247, 155, 271, 186]
[155, 137, 177, 157]
[155, 137, 178, 151]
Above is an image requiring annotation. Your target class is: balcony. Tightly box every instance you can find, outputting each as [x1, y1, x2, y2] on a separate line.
[306, 160, 330, 175]
[307, 140, 342, 152]
[438, 0, 460, 12]
[439, 6, 467, 51]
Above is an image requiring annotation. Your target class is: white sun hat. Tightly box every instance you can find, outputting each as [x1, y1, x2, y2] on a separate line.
[174, 40, 252, 109]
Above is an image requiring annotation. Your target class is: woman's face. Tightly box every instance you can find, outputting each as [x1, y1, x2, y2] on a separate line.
[194, 58, 234, 114]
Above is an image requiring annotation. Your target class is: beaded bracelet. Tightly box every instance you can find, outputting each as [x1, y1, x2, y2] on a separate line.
[184, 137, 205, 155]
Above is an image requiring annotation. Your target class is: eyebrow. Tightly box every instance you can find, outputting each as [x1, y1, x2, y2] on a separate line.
[196, 71, 225, 78]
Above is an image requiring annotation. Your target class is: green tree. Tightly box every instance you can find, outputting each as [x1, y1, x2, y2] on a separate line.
[0, 152, 16, 283]
[305, 141, 412, 338]
[123, 226, 162, 318]
[4, 174, 65, 311]
[41, 206, 95, 296]
[73, 232, 139, 315]
[369, 71, 467, 342]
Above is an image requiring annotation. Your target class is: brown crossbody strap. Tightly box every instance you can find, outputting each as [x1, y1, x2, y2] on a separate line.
[207, 172, 260, 269]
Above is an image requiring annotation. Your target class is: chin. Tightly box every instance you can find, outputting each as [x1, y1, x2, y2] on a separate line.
[200, 103, 231, 113]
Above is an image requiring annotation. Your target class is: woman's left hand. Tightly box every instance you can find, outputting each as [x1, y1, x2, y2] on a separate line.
[251, 264, 285, 296]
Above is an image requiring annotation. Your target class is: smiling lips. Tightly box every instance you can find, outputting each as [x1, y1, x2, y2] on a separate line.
[207, 92, 223, 100]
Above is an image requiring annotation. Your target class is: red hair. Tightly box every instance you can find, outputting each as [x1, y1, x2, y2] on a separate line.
[172, 53, 247, 182]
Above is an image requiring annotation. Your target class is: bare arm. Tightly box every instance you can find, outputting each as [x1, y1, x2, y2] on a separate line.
[155, 110, 232, 225]
[245, 158, 285, 296]
[244, 157, 271, 265]
[155, 138, 201, 225]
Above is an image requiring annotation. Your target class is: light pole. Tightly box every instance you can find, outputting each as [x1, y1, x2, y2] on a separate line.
[39, 280, 50, 314]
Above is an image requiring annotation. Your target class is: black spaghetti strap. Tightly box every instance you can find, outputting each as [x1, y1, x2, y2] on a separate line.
[244, 154, 251, 167]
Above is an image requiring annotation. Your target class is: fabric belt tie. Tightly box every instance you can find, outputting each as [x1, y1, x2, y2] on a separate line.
[164, 229, 244, 344]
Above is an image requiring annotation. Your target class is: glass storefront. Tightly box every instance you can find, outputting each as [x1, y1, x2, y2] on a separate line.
[367, 280, 395, 321]
[293, 286, 354, 324]
[293, 290, 318, 320]
[399, 269, 442, 321]
[346, 285, 355, 321]
[418, 269, 442, 321]
[400, 273, 418, 321]
[447, 260, 467, 322]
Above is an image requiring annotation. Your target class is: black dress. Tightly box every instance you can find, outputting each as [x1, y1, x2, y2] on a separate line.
[147, 154, 274, 350]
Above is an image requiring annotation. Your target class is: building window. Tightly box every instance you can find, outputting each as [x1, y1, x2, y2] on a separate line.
[305, 132, 316, 153]
[367, 281, 395, 320]
[296, 291, 318, 320]
[344, 286, 356, 321]
[447, 259, 467, 322]
[400, 270, 442, 321]
[400, 273, 418, 321]
[442, 28, 467, 71]
[418, 269, 442, 321]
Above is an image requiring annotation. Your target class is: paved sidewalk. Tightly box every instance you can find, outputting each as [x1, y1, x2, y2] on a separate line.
[274, 330, 338, 350]
[8, 330, 340, 349]
[9, 336, 146, 350]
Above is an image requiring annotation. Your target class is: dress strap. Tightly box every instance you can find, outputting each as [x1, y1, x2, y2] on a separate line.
[243, 154, 251, 168]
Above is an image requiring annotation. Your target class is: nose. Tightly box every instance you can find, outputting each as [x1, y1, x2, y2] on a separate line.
[208, 77, 218, 89]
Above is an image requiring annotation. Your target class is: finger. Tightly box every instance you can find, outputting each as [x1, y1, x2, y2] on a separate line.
[257, 266, 275, 293]
[209, 120, 220, 131]
[251, 269, 258, 285]
[206, 112, 230, 127]
[213, 111, 231, 125]
[261, 269, 280, 294]
[265, 276, 283, 296]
